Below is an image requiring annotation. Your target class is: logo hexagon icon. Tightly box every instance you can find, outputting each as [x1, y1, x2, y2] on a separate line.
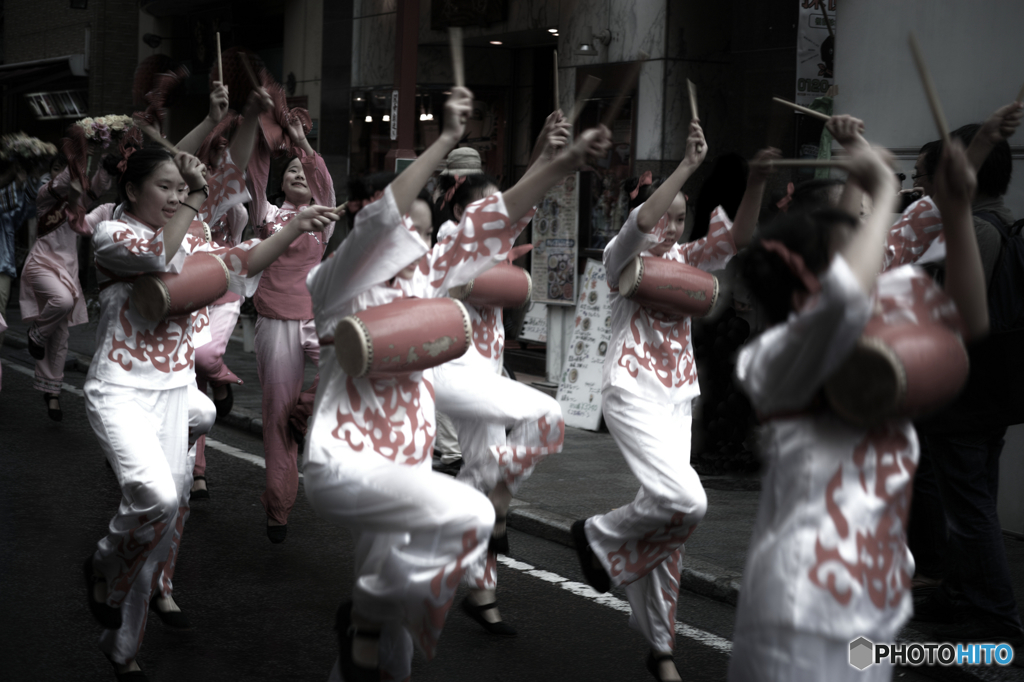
[849, 637, 874, 670]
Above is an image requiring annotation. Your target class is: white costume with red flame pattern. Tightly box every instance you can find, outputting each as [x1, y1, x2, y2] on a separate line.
[728, 256, 966, 682]
[431, 217, 564, 591]
[84, 176, 260, 664]
[584, 204, 737, 653]
[306, 187, 560, 682]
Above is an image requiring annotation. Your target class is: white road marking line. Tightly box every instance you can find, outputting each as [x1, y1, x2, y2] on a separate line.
[2, 359, 296, 476]
[496, 555, 734, 654]
[5, 358, 727, 652]
[3, 359, 85, 396]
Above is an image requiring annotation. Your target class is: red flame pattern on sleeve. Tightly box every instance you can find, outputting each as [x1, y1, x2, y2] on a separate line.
[808, 428, 916, 609]
[884, 198, 943, 271]
[110, 224, 165, 257]
[470, 305, 503, 359]
[430, 195, 517, 289]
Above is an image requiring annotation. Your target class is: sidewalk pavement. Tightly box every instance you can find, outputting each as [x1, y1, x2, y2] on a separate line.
[6, 299, 1024, 681]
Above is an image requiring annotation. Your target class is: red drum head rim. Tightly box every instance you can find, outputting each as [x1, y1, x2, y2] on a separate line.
[334, 315, 373, 377]
[519, 269, 533, 308]
[824, 336, 906, 428]
[618, 256, 644, 299]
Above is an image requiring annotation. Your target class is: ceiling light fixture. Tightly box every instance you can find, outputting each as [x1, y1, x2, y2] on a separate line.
[364, 115, 372, 122]
[490, 40, 503, 45]
[575, 28, 611, 57]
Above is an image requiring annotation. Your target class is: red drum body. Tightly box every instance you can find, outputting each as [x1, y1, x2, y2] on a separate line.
[131, 252, 230, 322]
[334, 298, 472, 378]
[824, 317, 969, 428]
[449, 263, 532, 308]
[618, 256, 718, 318]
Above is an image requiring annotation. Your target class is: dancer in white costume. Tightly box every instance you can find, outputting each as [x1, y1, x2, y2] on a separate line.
[571, 122, 771, 682]
[727, 132, 989, 682]
[304, 88, 610, 682]
[82, 139, 339, 681]
[430, 112, 572, 635]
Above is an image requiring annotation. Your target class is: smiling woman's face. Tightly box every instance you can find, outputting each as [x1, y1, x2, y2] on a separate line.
[282, 157, 312, 205]
[126, 160, 185, 228]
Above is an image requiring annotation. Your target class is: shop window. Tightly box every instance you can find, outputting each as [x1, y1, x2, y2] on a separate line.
[25, 90, 88, 120]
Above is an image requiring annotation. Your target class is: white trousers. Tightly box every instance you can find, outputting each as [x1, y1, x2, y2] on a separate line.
[728, 624, 893, 682]
[433, 364, 565, 590]
[585, 387, 708, 653]
[84, 380, 203, 664]
[304, 451, 494, 681]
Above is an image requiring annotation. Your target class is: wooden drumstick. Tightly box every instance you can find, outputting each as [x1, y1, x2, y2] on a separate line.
[687, 78, 699, 121]
[553, 50, 560, 112]
[238, 51, 261, 91]
[140, 124, 179, 154]
[568, 75, 601, 126]
[752, 158, 848, 169]
[772, 96, 831, 122]
[601, 51, 648, 128]
[216, 32, 223, 84]
[449, 27, 465, 89]
[908, 31, 950, 143]
[1016, 81, 1024, 104]
[820, 2, 833, 39]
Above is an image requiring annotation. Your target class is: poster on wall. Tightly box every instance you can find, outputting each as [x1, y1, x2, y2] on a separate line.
[518, 301, 548, 343]
[556, 259, 613, 431]
[795, 0, 836, 106]
[530, 173, 579, 306]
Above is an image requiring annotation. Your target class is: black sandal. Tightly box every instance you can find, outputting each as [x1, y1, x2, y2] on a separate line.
[571, 519, 611, 593]
[267, 519, 287, 543]
[489, 515, 509, 555]
[83, 557, 122, 629]
[149, 592, 192, 630]
[212, 384, 233, 419]
[461, 596, 517, 636]
[335, 601, 381, 682]
[646, 650, 677, 682]
[104, 653, 148, 681]
[190, 475, 210, 500]
[44, 393, 62, 422]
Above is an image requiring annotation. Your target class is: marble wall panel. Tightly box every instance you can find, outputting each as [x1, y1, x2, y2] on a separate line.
[663, 60, 734, 163]
[352, 13, 396, 87]
[508, 0, 560, 32]
[415, 45, 513, 86]
[354, 0, 397, 18]
[635, 58, 665, 160]
[608, 0, 666, 63]
[558, 0, 611, 68]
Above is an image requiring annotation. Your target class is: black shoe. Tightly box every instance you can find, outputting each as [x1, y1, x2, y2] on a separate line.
[190, 475, 210, 500]
[489, 516, 509, 555]
[461, 596, 517, 636]
[27, 335, 44, 359]
[212, 384, 233, 419]
[149, 593, 192, 630]
[267, 522, 287, 544]
[83, 557, 122, 629]
[646, 650, 676, 682]
[335, 601, 380, 682]
[44, 393, 62, 422]
[571, 519, 611, 593]
[104, 653, 148, 682]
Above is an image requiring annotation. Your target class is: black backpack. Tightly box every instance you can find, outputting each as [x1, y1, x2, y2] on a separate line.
[919, 210, 1024, 432]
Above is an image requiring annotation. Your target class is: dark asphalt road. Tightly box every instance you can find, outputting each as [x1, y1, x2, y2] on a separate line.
[0, 352, 938, 682]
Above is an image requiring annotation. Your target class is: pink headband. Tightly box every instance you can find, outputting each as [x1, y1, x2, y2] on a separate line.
[760, 239, 821, 295]
[441, 174, 467, 209]
[116, 146, 136, 174]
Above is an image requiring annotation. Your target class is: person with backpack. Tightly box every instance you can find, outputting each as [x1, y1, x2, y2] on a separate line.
[896, 101, 1024, 651]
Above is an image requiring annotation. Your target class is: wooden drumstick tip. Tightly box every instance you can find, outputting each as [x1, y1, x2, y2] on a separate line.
[239, 51, 261, 91]
[568, 75, 602, 126]
[553, 50, 560, 112]
[772, 96, 832, 123]
[215, 32, 223, 85]
[449, 27, 465, 89]
[908, 31, 950, 143]
[687, 78, 699, 121]
[1016, 81, 1024, 104]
